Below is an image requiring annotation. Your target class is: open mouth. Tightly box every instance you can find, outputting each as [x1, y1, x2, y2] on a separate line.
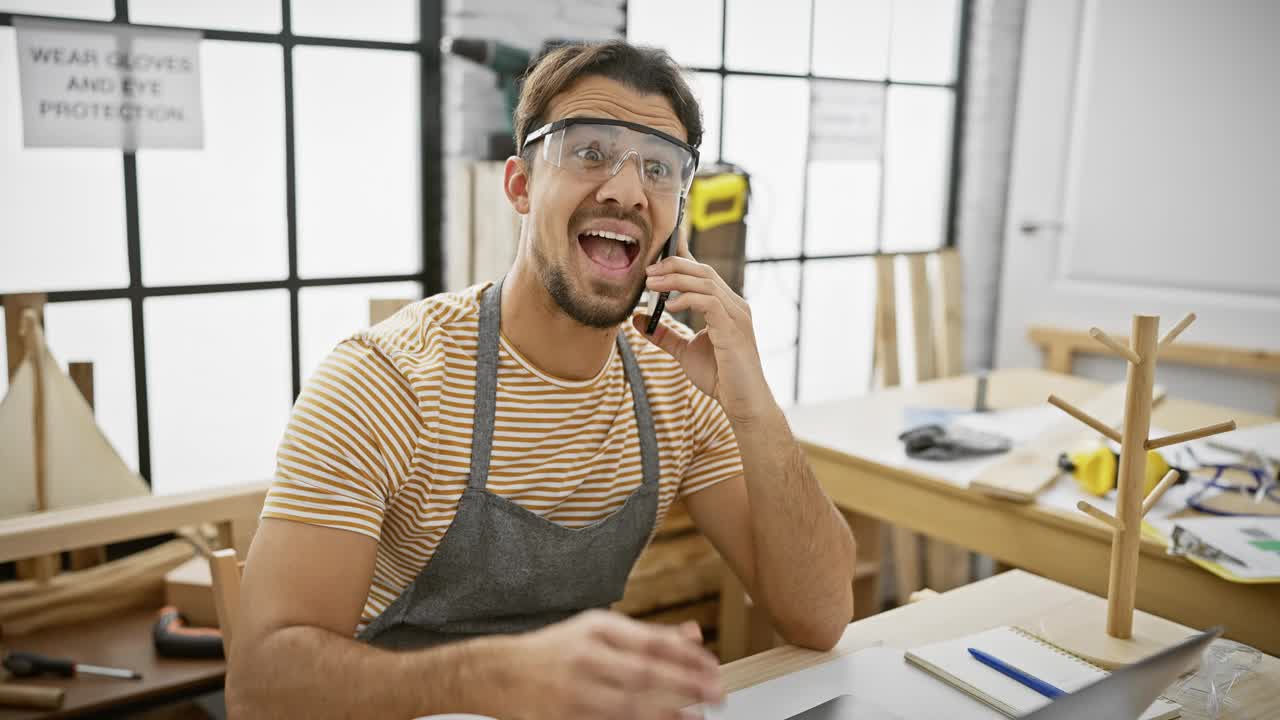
[577, 230, 641, 272]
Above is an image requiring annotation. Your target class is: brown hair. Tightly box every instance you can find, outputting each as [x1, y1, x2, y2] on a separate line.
[513, 40, 703, 156]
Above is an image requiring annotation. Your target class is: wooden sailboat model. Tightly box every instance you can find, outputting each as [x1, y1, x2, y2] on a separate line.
[1, 310, 149, 518]
[1, 307, 192, 635]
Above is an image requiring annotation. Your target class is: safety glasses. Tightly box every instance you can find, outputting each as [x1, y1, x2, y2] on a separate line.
[523, 117, 699, 198]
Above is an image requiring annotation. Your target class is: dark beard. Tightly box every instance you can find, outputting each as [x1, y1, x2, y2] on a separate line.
[535, 244, 646, 329]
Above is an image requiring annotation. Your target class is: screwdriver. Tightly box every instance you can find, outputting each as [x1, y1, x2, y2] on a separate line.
[2, 650, 142, 680]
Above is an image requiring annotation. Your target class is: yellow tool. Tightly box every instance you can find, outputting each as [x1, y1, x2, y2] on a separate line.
[1058, 446, 1187, 497]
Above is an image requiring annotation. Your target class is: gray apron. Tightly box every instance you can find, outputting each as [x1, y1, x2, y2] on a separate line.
[357, 279, 661, 649]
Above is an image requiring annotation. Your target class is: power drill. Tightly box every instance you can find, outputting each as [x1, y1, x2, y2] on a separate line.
[440, 37, 533, 159]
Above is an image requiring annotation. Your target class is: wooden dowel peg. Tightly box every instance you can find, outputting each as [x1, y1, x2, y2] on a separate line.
[1158, 312, 1196, 350]
[1077, 501, 1124, 532]
[1089, 327, 1142, 365]
[0, 682, 65, 710]
[1048, 395, 1123, 443]
[1142, 469, 1182, 517]
[1145, 420, 1237, 451]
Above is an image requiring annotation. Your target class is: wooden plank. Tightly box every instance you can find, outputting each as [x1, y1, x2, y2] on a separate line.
[1028, 325, 1280, 374]
[873, 255, 900, 388]
[444, 157, 474, 291]
[0, 482, 269, 563]
[907, 254, 936, 382]
[368, 299, 413, 326]
[912, 253, 970, 591]
[970, 382, 1166, 503]
[935, 249, 965, 377]
[470, 161, 521, 283]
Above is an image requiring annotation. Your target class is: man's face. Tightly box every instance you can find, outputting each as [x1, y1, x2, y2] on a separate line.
[520, 76, 687, 329]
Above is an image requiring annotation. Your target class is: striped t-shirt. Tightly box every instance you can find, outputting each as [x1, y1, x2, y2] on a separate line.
[261, 283, 744, 629]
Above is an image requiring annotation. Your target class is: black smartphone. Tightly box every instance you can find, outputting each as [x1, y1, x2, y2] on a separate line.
[645, 198, 685, 335]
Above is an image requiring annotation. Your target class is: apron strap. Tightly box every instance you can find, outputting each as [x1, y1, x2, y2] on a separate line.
[616, 335, 660, 489]
[469, 279, 503, 488]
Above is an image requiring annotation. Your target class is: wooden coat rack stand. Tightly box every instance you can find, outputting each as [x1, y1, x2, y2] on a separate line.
[1035, 313, 1236, 668]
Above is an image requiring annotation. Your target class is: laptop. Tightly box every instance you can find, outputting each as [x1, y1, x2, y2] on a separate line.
[787, 627, 1222, 720]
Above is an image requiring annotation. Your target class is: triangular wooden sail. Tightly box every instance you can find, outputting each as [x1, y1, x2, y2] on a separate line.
[1, 331, 148, 518]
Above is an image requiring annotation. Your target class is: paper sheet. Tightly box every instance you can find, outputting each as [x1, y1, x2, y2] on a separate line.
[1207, 422, 1280, 464]
[1169, 516, 1280, 580]
[703, 648, 1003, 720]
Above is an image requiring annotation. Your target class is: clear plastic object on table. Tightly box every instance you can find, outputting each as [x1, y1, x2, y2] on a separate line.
[1167, 639, 1262, 719]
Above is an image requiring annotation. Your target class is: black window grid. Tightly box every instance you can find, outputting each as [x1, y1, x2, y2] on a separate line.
[630, 0, 971, 402]
[0, 0, 444, 484]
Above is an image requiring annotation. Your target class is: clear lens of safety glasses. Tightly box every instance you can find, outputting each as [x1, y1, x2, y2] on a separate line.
[527, 118, 698, 197]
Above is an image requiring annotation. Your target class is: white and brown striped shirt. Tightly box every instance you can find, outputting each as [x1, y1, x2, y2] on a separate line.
[262, 283, 744, 629]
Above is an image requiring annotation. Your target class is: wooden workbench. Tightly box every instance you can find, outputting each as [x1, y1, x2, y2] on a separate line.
[787, 368, 1280, 656]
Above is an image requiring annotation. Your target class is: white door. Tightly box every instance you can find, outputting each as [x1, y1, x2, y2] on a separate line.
[994, 0, 1280, 413]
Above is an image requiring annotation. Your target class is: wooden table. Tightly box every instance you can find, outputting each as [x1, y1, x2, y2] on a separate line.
[0, 607, 223, 719]
[723, 570, 1280, 720]
[787, 368, 1280, 656]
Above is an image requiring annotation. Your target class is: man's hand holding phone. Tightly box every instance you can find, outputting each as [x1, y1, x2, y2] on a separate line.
[634, 235, 775, 425]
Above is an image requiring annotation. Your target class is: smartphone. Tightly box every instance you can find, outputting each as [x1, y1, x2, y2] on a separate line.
[645, 199, 685, 335]
[644, 233, 673, 335]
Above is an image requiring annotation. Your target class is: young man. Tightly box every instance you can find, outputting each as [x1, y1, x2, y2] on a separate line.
[228, 41, 855, 719]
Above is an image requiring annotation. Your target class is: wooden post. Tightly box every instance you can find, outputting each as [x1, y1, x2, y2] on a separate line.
[934, 249, 965, 378]
[1106, 315, 1160, 639]
[17, 310, 59, 582]
[873, 255, 900, 388]
[4, 293, 47, 380]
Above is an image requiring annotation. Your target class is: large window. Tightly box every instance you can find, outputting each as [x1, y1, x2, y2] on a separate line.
[0, 1, 441, 494]
[628, 0, 967, 404]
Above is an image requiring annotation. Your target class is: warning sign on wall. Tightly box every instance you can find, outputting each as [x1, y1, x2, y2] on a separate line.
[14, 17, 203, 150]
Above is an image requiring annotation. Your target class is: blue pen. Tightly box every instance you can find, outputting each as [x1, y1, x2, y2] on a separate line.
[967, 647, 1065, 699]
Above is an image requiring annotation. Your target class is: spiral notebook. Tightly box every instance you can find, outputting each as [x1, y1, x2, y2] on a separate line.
[904, 626, 1181, 720]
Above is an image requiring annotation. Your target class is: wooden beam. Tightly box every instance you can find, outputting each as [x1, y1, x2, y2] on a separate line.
[0, 482, 270, 563]
[908, 254, 936, 383]
[934, 249, 965, 377]
[873, 255, 900, 388]
[1028, 326, 1280, 374]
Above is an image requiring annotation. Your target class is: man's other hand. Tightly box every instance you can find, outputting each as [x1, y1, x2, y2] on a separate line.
[505, 610, 723, 719]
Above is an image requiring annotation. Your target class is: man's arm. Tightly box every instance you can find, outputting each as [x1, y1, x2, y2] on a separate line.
[227, 518, 512, 718]
[228, 519, 723, 719]
[683, 415, 856, 651]
[640, 251, 856, 651]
